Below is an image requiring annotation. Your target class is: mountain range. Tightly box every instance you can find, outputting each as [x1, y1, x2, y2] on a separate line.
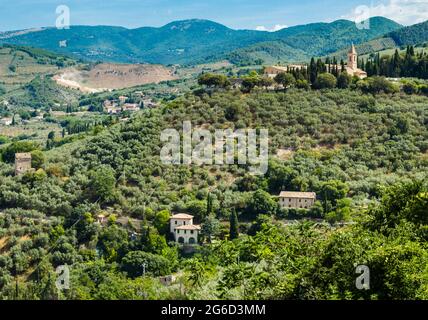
[0, 17, 405, 65]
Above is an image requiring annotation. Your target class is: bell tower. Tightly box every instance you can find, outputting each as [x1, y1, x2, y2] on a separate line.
[348, 44, 358, 71]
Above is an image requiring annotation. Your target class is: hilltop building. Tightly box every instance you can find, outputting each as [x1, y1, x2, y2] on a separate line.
[170, 213, 200, 245]
[15, 153, 32, 175]
[345, 44, 367, 79]
[264, 45, 367, 80]
[279, 191, 316, 209]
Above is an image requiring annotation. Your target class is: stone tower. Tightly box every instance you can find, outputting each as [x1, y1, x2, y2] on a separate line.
[348, 44, 358, 71]
[15, 153, 32, 175]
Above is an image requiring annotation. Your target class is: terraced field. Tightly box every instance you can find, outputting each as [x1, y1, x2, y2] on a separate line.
[0, 47, 59, 92]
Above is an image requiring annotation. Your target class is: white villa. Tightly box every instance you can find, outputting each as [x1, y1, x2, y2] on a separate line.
[279, 191, 316, 209]
[170, 213, 200, 245]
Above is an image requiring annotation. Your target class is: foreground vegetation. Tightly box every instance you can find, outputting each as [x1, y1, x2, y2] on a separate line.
[0, 86, 427, 299]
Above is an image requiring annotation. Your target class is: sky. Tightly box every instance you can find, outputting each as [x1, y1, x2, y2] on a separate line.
[0, 0, 427, 31]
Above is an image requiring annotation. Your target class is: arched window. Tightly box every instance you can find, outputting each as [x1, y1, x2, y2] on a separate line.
[189, 237, 196, 244]
[178, 237, 185, 244]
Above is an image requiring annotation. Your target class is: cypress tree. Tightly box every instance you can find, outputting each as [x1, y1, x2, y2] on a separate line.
[206, 193, 213, 218]
[309, 58, 317, 84]
[229, 210, 239, 240]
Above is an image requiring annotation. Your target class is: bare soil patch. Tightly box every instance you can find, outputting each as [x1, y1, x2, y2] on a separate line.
[54, 63, 177, 92]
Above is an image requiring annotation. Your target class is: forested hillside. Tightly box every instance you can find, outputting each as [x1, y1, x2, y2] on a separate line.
[0, 45, 77, 93]
[386, 20, 428, 46]
[0, 17, 401, 65]
[330, 20, 428, 63]
[0, 87, 427, 299]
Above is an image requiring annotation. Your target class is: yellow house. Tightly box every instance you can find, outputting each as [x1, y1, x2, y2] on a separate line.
[279, 191, 316, 209]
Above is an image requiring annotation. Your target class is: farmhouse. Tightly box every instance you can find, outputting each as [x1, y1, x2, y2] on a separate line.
[15, 153, 32, 175]
[103, 100, 116, 108]
[122, 103, 140, 112]
[118, 96, 128, 104]
[0, 117, 13, 126]
[104, 99, 141, 113]
[105, 106, 121, 114]
[170, 213, 200, 245]
[142, 98, 158, 108]
[230, 78, 243, 89]
[159, 275, 176, 286]
[279, 191, 316, 209]
[264, 65, 307, 78]
[264, 66, 289, 78]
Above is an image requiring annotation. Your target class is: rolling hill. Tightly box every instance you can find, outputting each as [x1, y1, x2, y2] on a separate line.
[386, 20, 428, 46]
[0, 17, 402, 65]
[327, 20, 428, 62]
[227, 40, 311, 65]
[0, 45, 76, 93]
[0, 45, 82, 111]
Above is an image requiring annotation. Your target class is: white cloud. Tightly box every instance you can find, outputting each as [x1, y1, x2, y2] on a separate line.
[343, 0, 428, 25]
[255, 24, 288, 32]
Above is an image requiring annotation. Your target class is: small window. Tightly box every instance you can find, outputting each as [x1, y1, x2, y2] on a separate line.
[191, 230, 194, 234]
[175, 221, 177, 225]
[184, 230, 187, 234]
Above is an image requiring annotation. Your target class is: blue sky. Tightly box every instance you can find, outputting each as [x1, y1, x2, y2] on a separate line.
[0, 0, 427, 31]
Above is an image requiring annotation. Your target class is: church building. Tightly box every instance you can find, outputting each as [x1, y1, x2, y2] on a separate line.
[345, 44, 367, 79]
